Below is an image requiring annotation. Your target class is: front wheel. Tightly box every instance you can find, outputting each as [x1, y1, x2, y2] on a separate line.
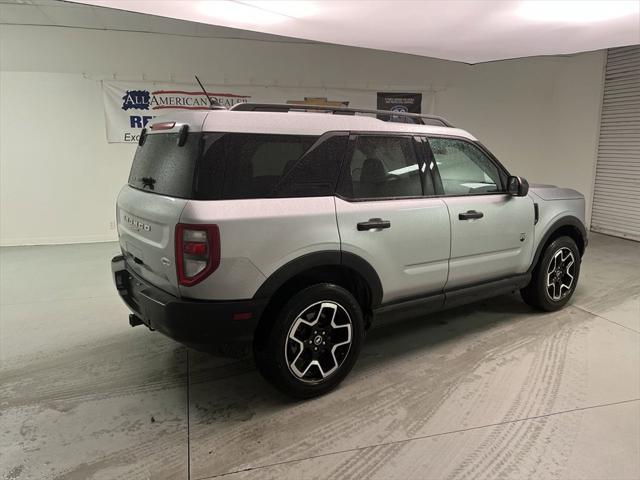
[254, 284, 364, 399]
[521, 236, 581, 311]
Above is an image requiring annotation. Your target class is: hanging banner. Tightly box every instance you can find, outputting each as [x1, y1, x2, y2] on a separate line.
[102, 81, 431, 143]
[376, 92, 422, 123]
[102, 81, 252, 143]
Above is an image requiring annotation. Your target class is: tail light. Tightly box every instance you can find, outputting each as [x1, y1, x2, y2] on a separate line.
[175, 224, 220, 286]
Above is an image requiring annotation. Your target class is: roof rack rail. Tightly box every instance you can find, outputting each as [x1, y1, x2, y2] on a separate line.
[230, 102, 454, 127]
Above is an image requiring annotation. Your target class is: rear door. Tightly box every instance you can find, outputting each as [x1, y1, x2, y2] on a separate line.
[335, 134, 450, 304]
[426, 136, 535, 289]
[117, 125, 201, 295]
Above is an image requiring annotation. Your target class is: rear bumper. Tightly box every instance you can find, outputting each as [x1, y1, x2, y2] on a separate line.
[111, 255, 266, 347]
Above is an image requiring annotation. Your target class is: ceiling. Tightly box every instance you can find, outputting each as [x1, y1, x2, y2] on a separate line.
[3, 0, 640, 63]
[0, 0, 314, 43]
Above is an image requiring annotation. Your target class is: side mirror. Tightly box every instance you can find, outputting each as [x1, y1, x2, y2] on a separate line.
[507, 176, 529, 196]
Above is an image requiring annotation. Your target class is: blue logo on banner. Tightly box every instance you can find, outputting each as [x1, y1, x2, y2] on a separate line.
[122, 90, 150, 110]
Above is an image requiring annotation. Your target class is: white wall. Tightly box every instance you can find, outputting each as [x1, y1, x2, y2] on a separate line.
[0, 25, 605, 245]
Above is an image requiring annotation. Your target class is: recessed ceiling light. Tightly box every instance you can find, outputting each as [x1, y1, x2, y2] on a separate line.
[198, 0, 287, 25]
[517, 0, 639, 23]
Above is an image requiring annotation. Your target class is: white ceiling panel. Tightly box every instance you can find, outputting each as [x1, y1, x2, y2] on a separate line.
[0, 0, 314, 42]
[4, 1, 639, 62]
[71, 0, 640, 63]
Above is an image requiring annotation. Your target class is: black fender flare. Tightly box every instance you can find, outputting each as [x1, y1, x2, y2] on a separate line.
[529, 215, 587, 273]
[253, 250, 383, 307]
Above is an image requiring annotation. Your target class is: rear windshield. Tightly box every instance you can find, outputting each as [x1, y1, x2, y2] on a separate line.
[128, 132, 347, 200]
[128, 132, 201, 198]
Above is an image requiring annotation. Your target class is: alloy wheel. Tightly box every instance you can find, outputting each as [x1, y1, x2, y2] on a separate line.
[285, 301, 353, 384]
[546, 247, 576, 301]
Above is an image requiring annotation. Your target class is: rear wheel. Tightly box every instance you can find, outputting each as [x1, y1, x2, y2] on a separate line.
[521, 236, 581, 311]
[254, 284, 364, 398]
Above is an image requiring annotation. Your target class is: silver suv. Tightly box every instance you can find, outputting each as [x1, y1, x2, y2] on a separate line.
[112, 103, 587, 398]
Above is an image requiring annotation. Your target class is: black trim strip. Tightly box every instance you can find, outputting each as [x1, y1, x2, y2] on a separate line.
[528, 216, 587, 272]
[253, 250, 384, 307]
[373, 273, 531, 325]
[374, 294, 445, 324]
[444, 273, 531, 309]
[342, 252, 384, 306]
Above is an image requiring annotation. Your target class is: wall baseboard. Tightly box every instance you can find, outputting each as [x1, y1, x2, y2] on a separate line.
[0, 234, 118, 247]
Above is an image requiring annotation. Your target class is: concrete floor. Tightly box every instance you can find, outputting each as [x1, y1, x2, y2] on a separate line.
[0, 232, 638, 480]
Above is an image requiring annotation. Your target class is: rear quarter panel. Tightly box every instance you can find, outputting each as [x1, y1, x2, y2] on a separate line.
[178, 197, 340, 300]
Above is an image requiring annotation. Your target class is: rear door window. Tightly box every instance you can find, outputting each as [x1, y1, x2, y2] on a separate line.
[337, 135, 423, 199]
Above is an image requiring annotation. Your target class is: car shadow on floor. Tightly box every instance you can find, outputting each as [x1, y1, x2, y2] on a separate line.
[186, 292, 549, 413]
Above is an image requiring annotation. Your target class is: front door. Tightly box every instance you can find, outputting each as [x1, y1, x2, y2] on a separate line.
[426, 136, 535, 289]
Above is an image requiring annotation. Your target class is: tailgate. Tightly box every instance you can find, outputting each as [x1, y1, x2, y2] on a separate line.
[117, 185, 187, 296]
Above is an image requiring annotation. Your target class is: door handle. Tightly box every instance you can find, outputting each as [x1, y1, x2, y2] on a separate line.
[458, 210, 484, 220]
[357, 218, 391, 231]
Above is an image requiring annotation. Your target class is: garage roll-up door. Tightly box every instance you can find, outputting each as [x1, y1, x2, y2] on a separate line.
[591, 45, 640, 241]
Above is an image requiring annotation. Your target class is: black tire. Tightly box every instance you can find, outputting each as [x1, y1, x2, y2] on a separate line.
[254, 283, 364, 399]
[521, 236, 581, 311]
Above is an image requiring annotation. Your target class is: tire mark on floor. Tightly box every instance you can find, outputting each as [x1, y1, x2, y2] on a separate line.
[445, 315, 587, 479]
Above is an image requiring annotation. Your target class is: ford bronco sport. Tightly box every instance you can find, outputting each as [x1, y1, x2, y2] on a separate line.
[112, 103, 587, 398]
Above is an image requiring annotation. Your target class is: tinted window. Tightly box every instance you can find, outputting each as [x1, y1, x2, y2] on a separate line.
[338, 136, 422, 199]
[272, 134, 348, 197]
[128, 132, 202, 198]
[428, 138, 502, 195]
[130, 132, 346, 200]
[196, 133, 320, 199]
